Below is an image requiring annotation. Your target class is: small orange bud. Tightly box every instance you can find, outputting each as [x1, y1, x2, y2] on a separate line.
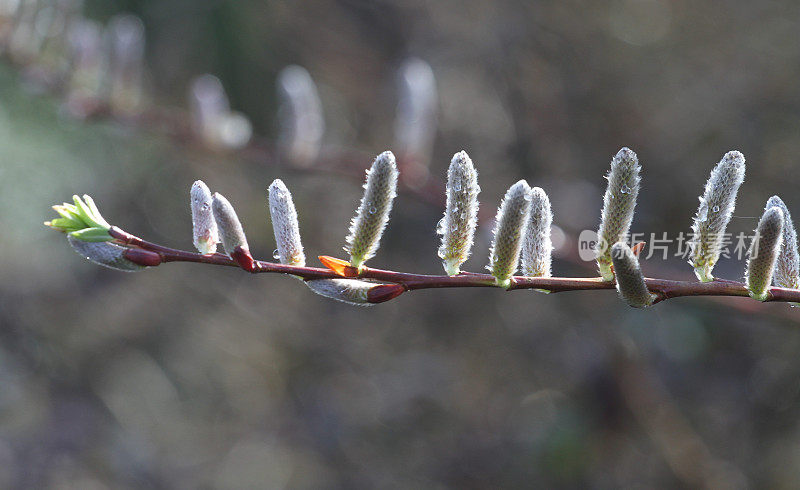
[318, 255, 359, 277]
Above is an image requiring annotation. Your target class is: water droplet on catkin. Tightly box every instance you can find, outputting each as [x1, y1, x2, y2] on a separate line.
[273, 249, 280, 260]
[436, 218, 446, 234]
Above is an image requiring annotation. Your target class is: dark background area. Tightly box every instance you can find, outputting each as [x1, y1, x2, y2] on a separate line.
[2, 0, 800, 488]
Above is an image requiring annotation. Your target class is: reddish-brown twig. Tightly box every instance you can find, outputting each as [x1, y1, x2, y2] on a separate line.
[108, 227, 800, 305]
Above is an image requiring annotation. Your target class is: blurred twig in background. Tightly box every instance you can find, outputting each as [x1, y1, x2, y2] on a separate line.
[5, 1, 800, 488]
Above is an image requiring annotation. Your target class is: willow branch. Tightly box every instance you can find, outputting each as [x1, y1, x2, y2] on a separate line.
[108, 227, 800, 305]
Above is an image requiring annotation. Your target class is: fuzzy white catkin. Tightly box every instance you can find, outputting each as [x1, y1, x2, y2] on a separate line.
[610, 242, 654, 307]
[746, 207, 784, 301]
[395, 58, 437, 164]
[521, 187, 553, 277]
[67, 19, 103, 102]
[106, 14, 145, 114]
[211, 192, 249, 256]
[190, 180, 218, 254]
[438, 150, 480, 276]
[277, 65, 324, 165]
[488, 180, 532, 288]
[217, 111, 252, 149]
[68, 236, 143, 271]
[765, 196, 799, 290]
[268, 179, 305, 266]
[689, 151, 746, 282]
[345, 151, 398, 269]
[189, 74, 230, 145]
[305, 279, 376, 306]
[596, 147, 640, 280]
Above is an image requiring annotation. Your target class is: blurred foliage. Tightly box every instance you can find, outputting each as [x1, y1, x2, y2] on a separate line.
[2, 0, 800, 488]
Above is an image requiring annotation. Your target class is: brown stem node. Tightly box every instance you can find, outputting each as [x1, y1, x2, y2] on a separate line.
[122, 248, 162, 267]
[367, 284, 406, 303]
[231, 246, 256, 272]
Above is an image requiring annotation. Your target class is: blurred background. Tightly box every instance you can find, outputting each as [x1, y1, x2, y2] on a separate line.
[2, 0, 800, 488]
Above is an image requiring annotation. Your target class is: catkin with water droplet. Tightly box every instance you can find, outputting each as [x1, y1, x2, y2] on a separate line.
[190, 180, 218, 254]
[268, 179, 305, 266]
[596, 147, 640, 280]
[345, 151, 398, 269]
[438, 150, 479, 275]
[689, 151, 746, 282]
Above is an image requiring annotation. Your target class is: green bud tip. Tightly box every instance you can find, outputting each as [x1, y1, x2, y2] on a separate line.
[45, 194, 112, 242]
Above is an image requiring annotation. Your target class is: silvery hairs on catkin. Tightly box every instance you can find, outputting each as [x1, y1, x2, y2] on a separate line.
[746, 206, 784, 301]
[595, 147, 640, 280]
[521, 186, 553, 278]
[438, 150, 480, 276]
[267, 179, 379, 300]
[305, 278, 377, 306]
[190, 180, 218, 254]
[689, 150, 746, 282]
[268, 179, 305, 266]
[766, 196, 799, 289]
[610, 242, 655, 307]
[68, 236, 144, 272]
[488, 180, 532, 288]
[211, 192, 249, 256]
[345, 151, 398, 269]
